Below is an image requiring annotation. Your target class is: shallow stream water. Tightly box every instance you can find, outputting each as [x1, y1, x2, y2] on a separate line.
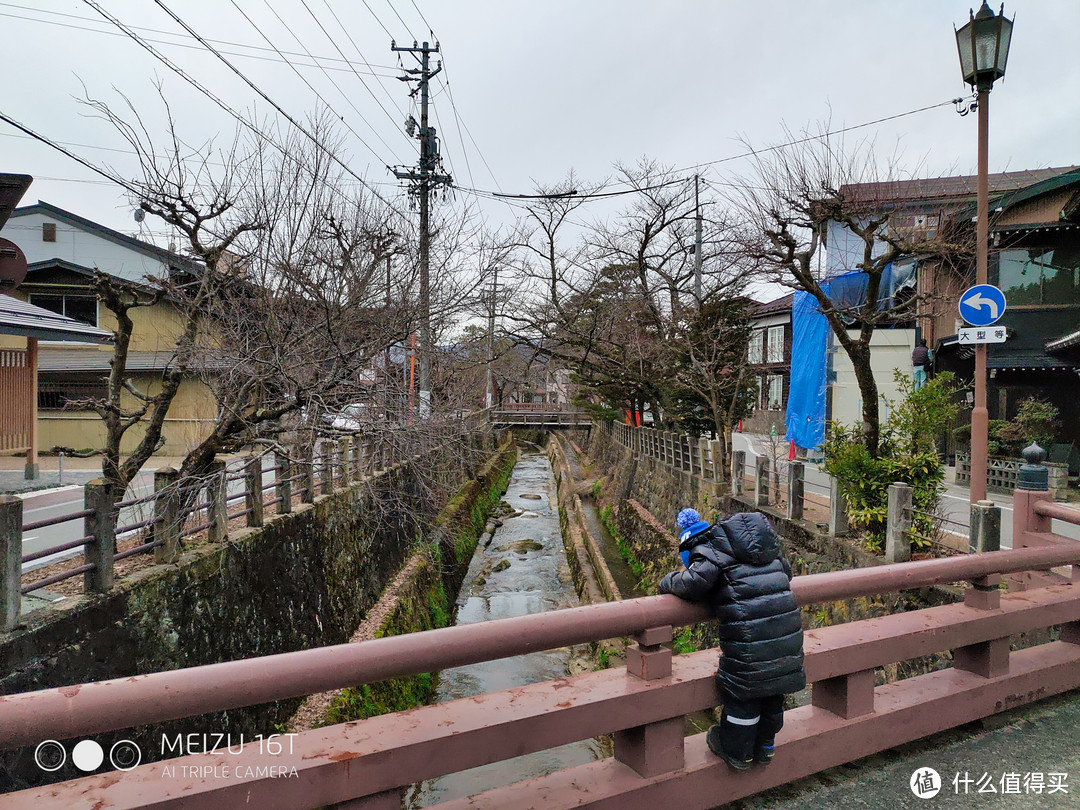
[405, 451, 603, 807]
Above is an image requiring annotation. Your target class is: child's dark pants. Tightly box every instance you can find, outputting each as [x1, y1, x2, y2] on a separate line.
[719, 692, 785, 761]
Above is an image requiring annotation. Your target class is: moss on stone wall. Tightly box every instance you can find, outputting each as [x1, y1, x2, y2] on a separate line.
[318, 442, 517, 726]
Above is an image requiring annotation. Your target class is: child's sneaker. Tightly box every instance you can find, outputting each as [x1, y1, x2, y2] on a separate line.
[754, 742, 775, 764]
[706, 726, 752, 771]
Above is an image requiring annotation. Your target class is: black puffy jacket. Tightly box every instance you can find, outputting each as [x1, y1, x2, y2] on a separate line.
[659, 512, 805, 700]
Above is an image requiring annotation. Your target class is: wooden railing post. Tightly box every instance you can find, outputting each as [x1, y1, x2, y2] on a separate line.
[828, 475, 848, 536]
[0, 495, 23, 632]
[207, 461, 227, 540]
[885, 482, 912, 563]
[245, 456, 264, 528]
[83, 480, 115, 594]
[153, 467, 181, 564]
[754, 455, 770, 508]
[275, 454, 292, 515]
[812, 669, 875, 718]
[786, 461, 804, 521]
[1011, 445, 1051, 591]
[614, 625, 683, 777]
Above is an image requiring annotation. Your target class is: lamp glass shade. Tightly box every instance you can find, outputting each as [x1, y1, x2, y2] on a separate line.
[955, 4, 1013, 87]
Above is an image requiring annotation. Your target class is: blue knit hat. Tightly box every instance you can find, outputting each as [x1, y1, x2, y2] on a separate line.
[675, 508, 711, 569]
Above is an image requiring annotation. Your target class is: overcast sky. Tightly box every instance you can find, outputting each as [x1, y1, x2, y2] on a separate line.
[3, 1, 1078, 250]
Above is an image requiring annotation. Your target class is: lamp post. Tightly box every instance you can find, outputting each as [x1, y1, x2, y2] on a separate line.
[955, 1, 1013, 505]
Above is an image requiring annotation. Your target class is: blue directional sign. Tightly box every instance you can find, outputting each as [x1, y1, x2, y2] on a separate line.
[959, 284, 1006, 327]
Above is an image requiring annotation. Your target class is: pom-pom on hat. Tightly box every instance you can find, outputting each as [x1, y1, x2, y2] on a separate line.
[676, 507, 711, 545]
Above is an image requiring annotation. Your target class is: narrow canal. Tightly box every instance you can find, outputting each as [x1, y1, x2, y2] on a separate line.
[405, 450, 604, 807]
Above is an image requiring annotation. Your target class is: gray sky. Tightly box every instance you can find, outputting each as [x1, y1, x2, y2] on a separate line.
[3, 0, 1078, 245]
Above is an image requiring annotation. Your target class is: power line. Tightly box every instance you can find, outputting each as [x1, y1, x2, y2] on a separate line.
[0, 3, 399, 76]
[225, 0, 405, 164]
[456, 97, 962, 202]
[82, 0, 408, 224]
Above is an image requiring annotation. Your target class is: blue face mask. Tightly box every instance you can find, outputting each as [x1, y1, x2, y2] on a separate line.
[680, 550, 690, 569]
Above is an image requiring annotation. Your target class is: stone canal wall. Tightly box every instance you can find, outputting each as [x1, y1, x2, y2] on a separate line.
[0, 437, 516, 791]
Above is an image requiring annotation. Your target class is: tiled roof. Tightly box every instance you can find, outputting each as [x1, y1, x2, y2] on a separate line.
[840, 167, 1078, 206]
[750, 292, 794, 316]
[0, 293, 112, 344]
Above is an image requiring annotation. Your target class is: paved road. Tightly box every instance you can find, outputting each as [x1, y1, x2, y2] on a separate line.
[732, 432, 1080, 550]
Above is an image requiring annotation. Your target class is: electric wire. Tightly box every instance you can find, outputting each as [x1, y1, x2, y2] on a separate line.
[226, 0, 405, 162]
[0, 3, 399, 76]
[79, 0, 410, 227]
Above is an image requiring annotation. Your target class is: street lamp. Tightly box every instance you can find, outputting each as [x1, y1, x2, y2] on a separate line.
[954, 2, 1013, 505]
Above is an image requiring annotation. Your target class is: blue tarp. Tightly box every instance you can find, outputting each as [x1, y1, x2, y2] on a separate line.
[784, 267, 907, 450]
[785, 288, 831, 450]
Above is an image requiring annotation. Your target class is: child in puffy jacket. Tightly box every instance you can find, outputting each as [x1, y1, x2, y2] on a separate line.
[660, 508, 805, 770]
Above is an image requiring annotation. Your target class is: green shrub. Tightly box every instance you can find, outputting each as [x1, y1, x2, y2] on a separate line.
[824, 372, 958, 552]
[953, 398, 1060, 458]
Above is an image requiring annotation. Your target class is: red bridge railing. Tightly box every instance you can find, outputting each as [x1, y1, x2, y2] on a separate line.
[2, 536, 1079, 809]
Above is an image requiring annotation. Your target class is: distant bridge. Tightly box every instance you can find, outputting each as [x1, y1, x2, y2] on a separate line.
[490, 406, 592, 430]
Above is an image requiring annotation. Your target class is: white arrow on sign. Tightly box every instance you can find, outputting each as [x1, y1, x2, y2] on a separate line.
[963, 292, 1000, 320]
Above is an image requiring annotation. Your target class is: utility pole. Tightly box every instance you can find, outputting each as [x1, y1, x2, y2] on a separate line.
[693, 174, 703, 304]
[486, 265, 498, 410]
[392, 40, 451, 417]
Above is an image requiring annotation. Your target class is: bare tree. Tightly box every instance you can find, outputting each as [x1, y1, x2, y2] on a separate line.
[727, 127, 968, 456]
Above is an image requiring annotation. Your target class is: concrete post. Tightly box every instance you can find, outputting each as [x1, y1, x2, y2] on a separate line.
[828, 475, 848, 537]
[320, 440, 334, 495]
[275, 453, 292, 515]
[83, 480, 115, 593]
[731, 451, 745, 496]
[710, 439, 723, 484]
[153, 467, 181, 564]
[349, 437, 361, 481]
[754, 455, 769, 508]
[337, 439, 349, 489]
[1, 495, 22, 632]
[206, 460, 227, 540]
[969, 500, 1000, 553]
[245, 456, 264, 528]
[885, 482, 912, 563]
[786, 462, 804, 521]
[361, 436, 374, 476]
[301, 442, 315, 504]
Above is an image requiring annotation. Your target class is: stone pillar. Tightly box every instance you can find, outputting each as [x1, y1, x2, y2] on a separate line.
[969, 500, 1000, 553]
[614, 626, 683, 777]
[207, 460, 228, 540]
[754, 455, 769, 508]
[337, 438, 349, 489]
[786, 461, 804, 521]
[731, 451, 745, 496]
[275, 453, 292, 515]
[320, 440, 335, 495]
[83, 480, 115, 593]
[301, 442, 315, 504]
[153, 467, 181, 564]
[245, 456, 264, 528]
[885, 482, 912, 563]
[828, 475, 848, 537]
[0, 495, 23, 632]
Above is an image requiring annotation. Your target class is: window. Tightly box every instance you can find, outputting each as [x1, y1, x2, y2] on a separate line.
[748, 329, 764, 364]
[766, 375, 784, 410]
[995, 246, 1080, 306]
[42, 222, 56, 242]
[28, 293, 99, 327]
[766, 325, 785, 363]
[38, 379, 107, 410]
